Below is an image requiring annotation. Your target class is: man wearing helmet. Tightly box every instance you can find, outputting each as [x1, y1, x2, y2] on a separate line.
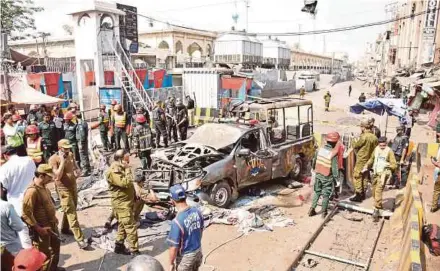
[3, 113, 26, 156]
[309, 132, 341, 218]
[176, 98, 189, 140]
[113, 104, 130, 152]
[132, 114, 153, 169]
[166, 97, 178, 143]
[39, 112, 56, 163]
[63, 112, 80, 165]
[98, 104, 110, 151]
[363, 136, 397, 222]
[25, 125, 43, 165]
[67, 102, 78, 124]
[350, 119, 378, 202]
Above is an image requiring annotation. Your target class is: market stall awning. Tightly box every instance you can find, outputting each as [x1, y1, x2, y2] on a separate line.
[9, 49, 43, 66]
[349, 98, 406, 118]
[1, 76, 64, 105]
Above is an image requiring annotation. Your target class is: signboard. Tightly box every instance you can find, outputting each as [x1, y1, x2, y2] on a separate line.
[422, 0, 439, 64]
[99, 87, 122, 109]
[116, 3, 138, 52]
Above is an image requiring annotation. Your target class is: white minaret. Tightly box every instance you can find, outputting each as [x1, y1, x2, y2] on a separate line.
[68, 0, 124, 111]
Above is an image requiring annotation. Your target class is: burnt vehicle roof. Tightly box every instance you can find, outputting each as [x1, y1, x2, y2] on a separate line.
[184, 122, 258, 150]
[229, 97, 312, 113]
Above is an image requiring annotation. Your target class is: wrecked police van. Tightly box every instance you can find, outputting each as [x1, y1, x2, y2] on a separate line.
[144, 98, 316, 208]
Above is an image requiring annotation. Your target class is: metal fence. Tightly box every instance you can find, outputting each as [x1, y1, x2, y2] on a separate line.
[44, 57, 76, 73]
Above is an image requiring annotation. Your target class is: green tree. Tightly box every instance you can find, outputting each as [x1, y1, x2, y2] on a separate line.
[0, 0, 43, 37]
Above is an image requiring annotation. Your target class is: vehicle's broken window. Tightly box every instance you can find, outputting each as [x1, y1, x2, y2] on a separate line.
[240, 130, 261, 153]
[267, 108, 286, 144]
[284, 106, 300, 141]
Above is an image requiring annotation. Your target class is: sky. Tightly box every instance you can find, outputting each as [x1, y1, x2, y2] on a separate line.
[31, 0, 393, 61]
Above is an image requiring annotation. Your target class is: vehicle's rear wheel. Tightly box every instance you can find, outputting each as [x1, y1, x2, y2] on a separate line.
[290, 157, 303, 180]
[209, 181, 232, 208]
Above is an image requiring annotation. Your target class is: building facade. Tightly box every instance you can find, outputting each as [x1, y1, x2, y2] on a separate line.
[290, 49, 343, 74]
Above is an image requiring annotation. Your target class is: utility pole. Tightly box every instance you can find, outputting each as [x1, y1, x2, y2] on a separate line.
[1, 31, 11, 102]
[323, 35, 326, 54]
[244, 0, 250, 32]
[298, 24, 302, 49]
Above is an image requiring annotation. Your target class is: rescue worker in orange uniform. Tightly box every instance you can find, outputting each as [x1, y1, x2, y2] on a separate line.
[25, 125, 43, 166]
[113, 104, 130, 152]
[309, 132, 340, 218]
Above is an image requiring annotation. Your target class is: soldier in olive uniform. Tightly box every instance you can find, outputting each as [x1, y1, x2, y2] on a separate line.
[35, 105, 46, 123]
[153, 101, 168, 148]
[309, 132, 340, 218]
[105, 150, 140, 256]
[324, 91, 331, 112]
[76, 113, 91, 177]
[98, 104, 110, 151]
[22, 164, 66, 271]
[63, 112, 80, 166]
[390, 126, 409, 188]
[364, 137, 397, 221]
[132, 114, 153, 169]
[38, 112, 56, 163]
[176, 99, 189, 141]
[27, 105, 39, 125]
[350, 120, 378, 202]
[166, 98, 178, 143]
[368, 117, 381, 139]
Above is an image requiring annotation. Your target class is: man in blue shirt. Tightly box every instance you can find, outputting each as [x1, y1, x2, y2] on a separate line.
[167, 184, 203, 271]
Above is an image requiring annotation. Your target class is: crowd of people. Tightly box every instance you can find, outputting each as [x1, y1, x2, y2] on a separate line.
[308, 118, 426, 222]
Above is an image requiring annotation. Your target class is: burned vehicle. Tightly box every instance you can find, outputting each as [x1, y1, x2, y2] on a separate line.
[144, 98, 316, 208]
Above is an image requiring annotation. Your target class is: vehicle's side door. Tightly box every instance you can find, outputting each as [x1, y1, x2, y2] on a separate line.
[234, 128, 273, 187]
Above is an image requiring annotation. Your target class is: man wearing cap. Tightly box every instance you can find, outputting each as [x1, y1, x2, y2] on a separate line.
[153, 101, 168, 148]
[391, 126, 409, 188]
[75, 113, 91, 177]
[49, 139, 88, 249]
[98, 104, 111, 151]
[308, 132, 341, 218]
[0, 145, 36, 248]
[351, 119, 378, 202]
[13, 247, 48, 271]
[22, 164, 66, 271]
[167, 184, 204, 271]
[105, 149, 140, 256]
[364, 137, 397, 221]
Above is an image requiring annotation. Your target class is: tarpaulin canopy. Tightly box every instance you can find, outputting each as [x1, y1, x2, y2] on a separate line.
[349, 98, 406, 118]
[10, 49, 43, 66]
[1, 76, 64, 105]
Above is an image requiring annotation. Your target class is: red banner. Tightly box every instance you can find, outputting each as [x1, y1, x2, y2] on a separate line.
[43, 72, 60, 97]
[153, 69, 166, 88]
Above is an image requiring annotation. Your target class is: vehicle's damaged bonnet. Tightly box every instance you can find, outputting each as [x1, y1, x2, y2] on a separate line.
[184, 123, 245, 150]
[153, 143, 223, 167]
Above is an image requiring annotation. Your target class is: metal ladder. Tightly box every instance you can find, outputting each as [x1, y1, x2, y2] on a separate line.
[108, 39, 154, 114]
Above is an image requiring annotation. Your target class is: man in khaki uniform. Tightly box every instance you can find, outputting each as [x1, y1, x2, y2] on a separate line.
[105, 149, 140, 256]
[299, 85, 306, 99]
[350, 120, 378, 202]
[49, 139, 88, 249]
[21, 164, 66, 271]
[324, 91, 331, 112]
[363, 137, 397, 221]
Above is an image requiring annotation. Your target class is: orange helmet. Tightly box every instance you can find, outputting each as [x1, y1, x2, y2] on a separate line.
[64, 112, 74, 120]
[111, 100, 117, 105]
[325, 132, 340, 143]
[135, 114, 147, 123]
[12, 114, 21, 122]
[25, 125, 39, 135]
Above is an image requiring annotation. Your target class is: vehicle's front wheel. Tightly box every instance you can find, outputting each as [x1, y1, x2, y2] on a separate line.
[209, 181, 232, 208]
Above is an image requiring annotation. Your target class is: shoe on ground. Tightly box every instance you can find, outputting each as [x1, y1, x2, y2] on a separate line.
[61, 229, 74, 236]
[131, 250, 141, 257]
[114, 243, 131, 255]
[78, 240, 89, 250]
[349, 193, 363, 203]
[308, 208, 317, 217]
[321, 211, 328, 219]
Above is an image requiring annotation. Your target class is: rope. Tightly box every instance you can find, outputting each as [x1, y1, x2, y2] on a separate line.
[203, 232, 245, 265]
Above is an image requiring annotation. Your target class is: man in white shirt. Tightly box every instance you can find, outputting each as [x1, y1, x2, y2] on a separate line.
[0, 183, 24, 255]
[0, 146, 36, 248]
